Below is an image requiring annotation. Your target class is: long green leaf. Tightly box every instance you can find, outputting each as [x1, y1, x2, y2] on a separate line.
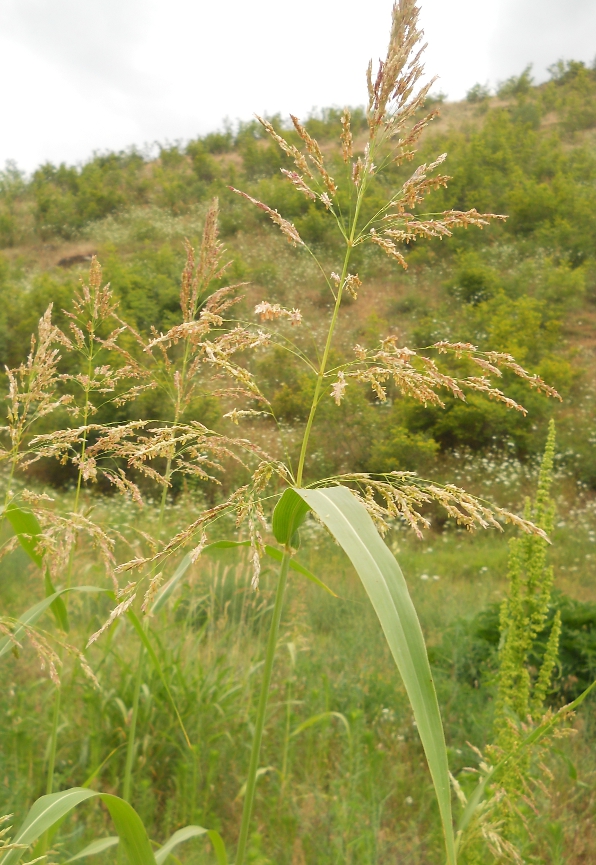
[1, 788, 156, 865]
[100, 794, 157, 865]
[207, 829, 228, 865]
[154, 825, 208, 865]
[44, 569, 69, 633]
[57, 824, 226, 864]
[289, 485, 456, 865]
[65, 836, 119, 862]
[290, 711, 351, 745]
[0, 586, 108, 659]
[3, 505, 43, 567]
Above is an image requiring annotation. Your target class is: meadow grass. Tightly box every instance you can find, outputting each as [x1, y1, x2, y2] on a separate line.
[1, 3, 595, 863]
[1, 484, 595, 863]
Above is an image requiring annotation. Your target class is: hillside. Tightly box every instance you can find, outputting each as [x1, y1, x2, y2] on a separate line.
[3, 47, 596, 865]
[1, 60, 595, 496]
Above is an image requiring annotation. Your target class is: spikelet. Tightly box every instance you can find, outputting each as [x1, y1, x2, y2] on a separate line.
[230, 188, 305, 246]
[256, 115, 313, 177]
[340, 109, 353, 162]
[331, 372, 347, 405]
[87, 591, 137, 646]
[141, 572, 164, 615]
[280, 169, 317, 201]
[289, 115, 337, 195]
[254, 301, 302, 325]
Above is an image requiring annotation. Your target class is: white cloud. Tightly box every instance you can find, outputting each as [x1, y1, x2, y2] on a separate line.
[0, 0, 593, 172]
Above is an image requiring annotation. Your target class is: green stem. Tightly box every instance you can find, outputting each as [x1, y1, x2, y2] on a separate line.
[122, 639, 145, 802]
[235, 548, 292, 865]
[295, 183, 368, 488]
[45, 685, 62, 794]
[280, 678, 292, 799]
[121, 445, 175, 804]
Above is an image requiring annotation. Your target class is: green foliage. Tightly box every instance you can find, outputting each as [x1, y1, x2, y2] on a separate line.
[32, 152, 149, 239]
[545, 60, 596, 131]
[368, 413, 439, 473]
[497, 65, 534, 99]
[466, 83, 491, 103]
[446, 253, 501, 304]
[448, 591, 596, 705]
[481, 422, 561, 854]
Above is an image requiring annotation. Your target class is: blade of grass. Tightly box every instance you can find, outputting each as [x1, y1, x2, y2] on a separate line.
[0, 586, 108, 659]
[126, 611, 192, 748]
[290, 711, 351, 745]
[2, 504, 43, 567]
[1, 788, 156, 865]
[289, 485, 456, 865]
[65, 837, 119, 862]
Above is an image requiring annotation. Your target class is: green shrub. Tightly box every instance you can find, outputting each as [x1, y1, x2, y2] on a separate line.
[497, 65, 534, 98]
[466, 83, 491, 103]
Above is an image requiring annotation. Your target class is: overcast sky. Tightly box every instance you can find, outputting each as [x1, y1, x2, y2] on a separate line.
[1, 0, 595, 173]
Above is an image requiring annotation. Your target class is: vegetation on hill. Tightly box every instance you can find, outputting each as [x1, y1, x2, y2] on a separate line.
[1, 59, 595, 494]
[1, 13, 596, 863]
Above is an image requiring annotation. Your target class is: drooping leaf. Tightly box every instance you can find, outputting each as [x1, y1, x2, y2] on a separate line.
[3, 505, 43, 567]
[293, 485, 456, 865]
[263, 545, 337, 597]
[44, 569, 69, 633]
[1, 788, 156, 865]
[38, 818, 226, 865]
[0, 586, 108, 659]
[154, 825, 208, 865]
[272, 489, 311, 546]
[206, 829, 228, 865]
[65, 836, 119, 862]
[237, 766, 278, 798]
[290, 711, 351, 745]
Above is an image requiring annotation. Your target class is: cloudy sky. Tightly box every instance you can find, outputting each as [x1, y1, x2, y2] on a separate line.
[1, 0, 594, 172]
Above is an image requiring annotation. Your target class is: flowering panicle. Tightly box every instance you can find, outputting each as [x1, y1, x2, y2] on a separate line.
[0, 305, 72, 468]
[280, 169, 316, 201]
[290, 115, 337, 196]
[255, 113, 338, 209]
[331, 272, 362, 299]
[366, 0, 435, 136]
[180, 199, 233, 322]
[255, 115, 313, 177]
[340, 109, 353, 162]
[229, 188, 304, 246]
[317, 473, 549, 541]
[87, 589, 137, 646]
[254, 302, 302, 325]
[335, 338, 560, 410]
[31, 506, 118, 592]
[71, 256, 117, 323]
[331, 372, 347, 405]
[0, 617, 100, 689]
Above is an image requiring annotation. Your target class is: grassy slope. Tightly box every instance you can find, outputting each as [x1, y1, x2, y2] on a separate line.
[1, 68, 596, 863]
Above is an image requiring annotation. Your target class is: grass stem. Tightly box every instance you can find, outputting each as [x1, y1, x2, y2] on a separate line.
[234, 548, 291, 865]
[123, 639, 145, 802]
[45, 686, 62, 795]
